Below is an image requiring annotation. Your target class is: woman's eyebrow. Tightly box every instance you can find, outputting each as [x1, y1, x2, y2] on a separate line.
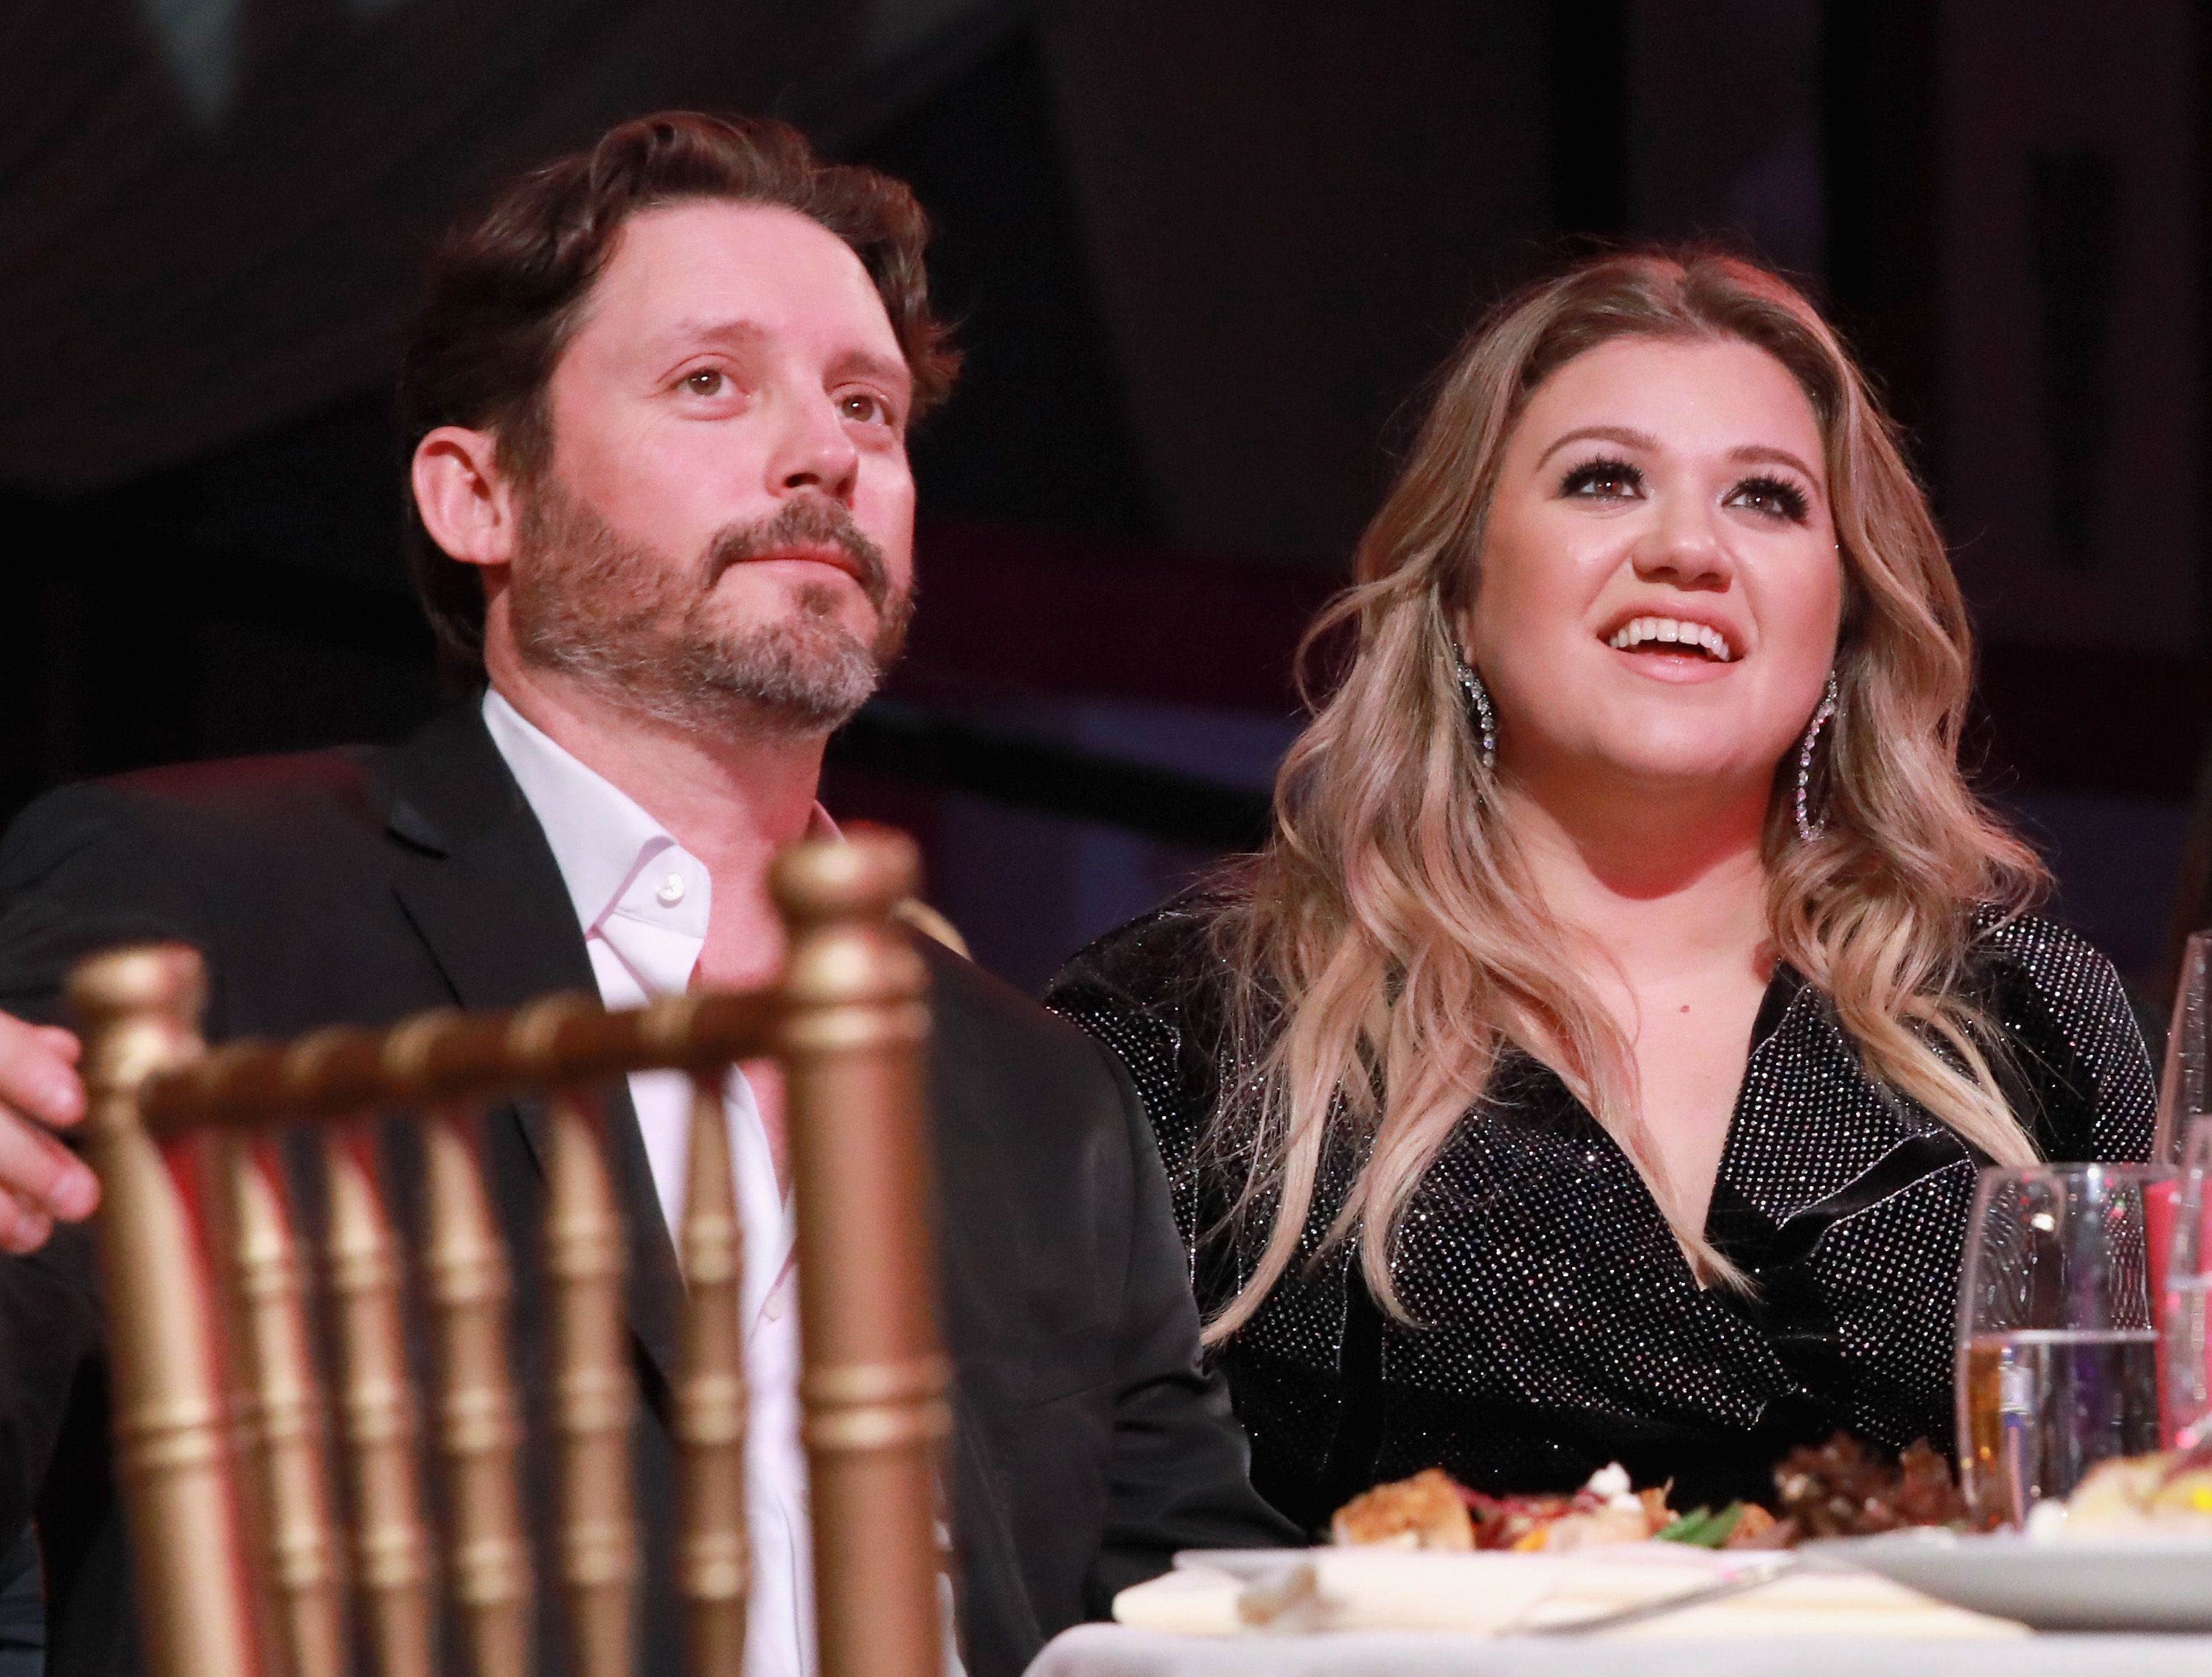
[1533, 424, 1659, 470]
[1730, 443, 1823, 484]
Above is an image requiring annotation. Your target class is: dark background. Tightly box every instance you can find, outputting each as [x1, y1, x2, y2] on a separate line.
[3, 0, 2206, 1001]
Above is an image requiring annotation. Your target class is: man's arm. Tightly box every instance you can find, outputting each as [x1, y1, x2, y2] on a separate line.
[1085, 1042, 1301, 1613]
[0, 784, 234, 1251]
[0, 784, 229, 1254]
[0, 784, 229, 1551]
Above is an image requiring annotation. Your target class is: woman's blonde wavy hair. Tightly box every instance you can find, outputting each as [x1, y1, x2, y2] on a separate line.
[1203, 248, 2048, 1339]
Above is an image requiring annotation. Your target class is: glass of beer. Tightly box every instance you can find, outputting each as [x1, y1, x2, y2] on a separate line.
[1957, 1163, 2166, 1527]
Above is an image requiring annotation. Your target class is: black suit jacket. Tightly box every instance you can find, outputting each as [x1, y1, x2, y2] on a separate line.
[0, 702, 1295, 1677]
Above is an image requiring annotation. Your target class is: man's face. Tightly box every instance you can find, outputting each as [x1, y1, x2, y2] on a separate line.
[504, 199, 919, 736]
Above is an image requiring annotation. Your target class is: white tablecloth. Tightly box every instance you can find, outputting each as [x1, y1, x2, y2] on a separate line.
[1027, 1625, 2212, 1676]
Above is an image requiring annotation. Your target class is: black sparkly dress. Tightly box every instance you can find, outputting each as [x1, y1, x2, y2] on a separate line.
[1044, 905, 2154, 1533]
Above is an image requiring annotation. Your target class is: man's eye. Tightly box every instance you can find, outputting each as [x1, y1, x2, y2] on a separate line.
[681, 369, 727, 397]
[1560, 459, 1643, 500]
[841, 391, 891, 425]
[1728, 476, 1811, 523]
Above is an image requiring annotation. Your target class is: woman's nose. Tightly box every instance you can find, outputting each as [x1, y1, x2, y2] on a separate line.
[1631, 501, 1733, 591]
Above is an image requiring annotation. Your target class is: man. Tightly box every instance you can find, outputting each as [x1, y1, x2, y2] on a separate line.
[0, 112, 1294, 1677]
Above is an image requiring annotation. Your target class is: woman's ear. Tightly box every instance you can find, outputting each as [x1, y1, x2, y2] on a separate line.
[411, 426, 521, 570]
[1447, 592, 1484, 668]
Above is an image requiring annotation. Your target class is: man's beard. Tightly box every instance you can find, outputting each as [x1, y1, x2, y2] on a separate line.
[507, 474, 912, 739]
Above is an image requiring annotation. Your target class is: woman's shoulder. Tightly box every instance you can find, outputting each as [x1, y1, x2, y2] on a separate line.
[1043, 893, 1239, 1160]
[1046, 891, 1231, 1022]
[1971, 910, 2137, 1034]
[1969, 910, 2154, 1160]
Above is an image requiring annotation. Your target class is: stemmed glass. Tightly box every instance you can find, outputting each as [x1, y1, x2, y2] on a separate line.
[1957, 1164, 2164, 1527]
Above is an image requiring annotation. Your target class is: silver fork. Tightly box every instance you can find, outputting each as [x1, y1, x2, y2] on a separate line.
[1520, 1560, 1795, 1637]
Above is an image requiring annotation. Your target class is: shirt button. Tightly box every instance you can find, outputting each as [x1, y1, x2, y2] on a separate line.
[655, 872, 686, 907]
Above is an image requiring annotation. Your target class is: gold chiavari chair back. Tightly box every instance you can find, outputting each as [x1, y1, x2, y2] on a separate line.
[66, 830, 947, 1677]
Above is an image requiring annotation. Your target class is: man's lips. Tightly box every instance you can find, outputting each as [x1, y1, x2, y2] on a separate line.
[724, 544, 868, 588]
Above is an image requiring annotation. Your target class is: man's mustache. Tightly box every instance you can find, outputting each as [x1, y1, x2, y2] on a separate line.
[704, 498, 894, 614]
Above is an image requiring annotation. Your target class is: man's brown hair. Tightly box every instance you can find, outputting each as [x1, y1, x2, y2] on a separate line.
[397, 111, 959, 680]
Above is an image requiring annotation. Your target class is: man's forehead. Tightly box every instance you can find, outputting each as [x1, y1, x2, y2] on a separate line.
[583, 200, 901, 358]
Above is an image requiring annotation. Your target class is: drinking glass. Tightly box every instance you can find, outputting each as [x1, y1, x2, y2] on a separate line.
[2149, 931, 2212, 1430]
[1957, 1163, 2166, 1527]
[2164, 1119, 2212, 1446]
[2155, 930, 2212, 1165]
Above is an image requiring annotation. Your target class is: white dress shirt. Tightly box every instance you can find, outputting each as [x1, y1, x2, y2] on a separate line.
[482, 689, 818, 1677]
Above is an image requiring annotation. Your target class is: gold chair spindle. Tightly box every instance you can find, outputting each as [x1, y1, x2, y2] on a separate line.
[69, 946, 261, 1677]
[544, 1092, 637, 1677]
[676, 1073, 748, 1674]
[198, 1132, 289, 1677]
[774, 837, 949, 1677]
[225, 1136, 348, 1677]
[420, 1103, 532, 1677]
[322, 1127, 437, 1677]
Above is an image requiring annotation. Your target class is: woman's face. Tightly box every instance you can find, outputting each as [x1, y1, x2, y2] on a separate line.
[1464, 335, 1843, 809]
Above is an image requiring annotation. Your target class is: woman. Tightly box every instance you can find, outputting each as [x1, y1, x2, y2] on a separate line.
[1045, 250, 2153, 1531]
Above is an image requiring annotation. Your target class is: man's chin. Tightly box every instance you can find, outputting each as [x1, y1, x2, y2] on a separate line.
[698, 587, 896, 668]
[609, 620, 879, 739]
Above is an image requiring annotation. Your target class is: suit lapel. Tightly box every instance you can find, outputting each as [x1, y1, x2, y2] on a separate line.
[380, 702, 686, 1397]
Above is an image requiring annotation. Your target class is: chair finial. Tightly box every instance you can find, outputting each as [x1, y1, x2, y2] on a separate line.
[770, 828, 919, 927]
[68, 942, 206, 1031]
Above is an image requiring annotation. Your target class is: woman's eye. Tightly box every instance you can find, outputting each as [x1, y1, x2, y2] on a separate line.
[1728, 475, 1812, 523]
[1559, 459, 1644, 501]
[841, 391, 893, 426]
[681, 369, 728, 397]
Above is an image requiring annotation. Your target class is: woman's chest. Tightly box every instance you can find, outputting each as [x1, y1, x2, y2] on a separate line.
[1231, 996, 1965, 1409]
[1624, 971, 1772, 1231]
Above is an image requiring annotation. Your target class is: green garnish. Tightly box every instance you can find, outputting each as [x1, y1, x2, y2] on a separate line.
[1656, 1504, 1745, 1548]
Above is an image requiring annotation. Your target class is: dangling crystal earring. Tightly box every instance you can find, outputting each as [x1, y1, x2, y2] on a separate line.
[1795, 672, 1840, 843]
[1455, 655, 1498, 770]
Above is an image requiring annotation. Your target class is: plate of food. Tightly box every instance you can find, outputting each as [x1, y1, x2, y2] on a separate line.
[1806, 1445, 2212, 1631]
[1329, 1460, 1786, 1552]
[1124, 1439, 2023, 1639]
[1326, 1431, 1964, 1555]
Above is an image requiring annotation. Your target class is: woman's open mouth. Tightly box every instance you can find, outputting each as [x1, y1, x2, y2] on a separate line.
[1604, 615, 1738, 663]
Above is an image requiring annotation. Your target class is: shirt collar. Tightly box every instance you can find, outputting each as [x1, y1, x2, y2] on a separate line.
[482, 688, 682, 938]
[481, 688, 844, 938]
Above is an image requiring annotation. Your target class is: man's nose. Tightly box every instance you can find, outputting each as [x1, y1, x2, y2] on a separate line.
[769, 389, 860, 502]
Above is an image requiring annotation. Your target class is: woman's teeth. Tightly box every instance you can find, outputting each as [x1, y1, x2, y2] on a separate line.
[1607, 616, 1736, 662]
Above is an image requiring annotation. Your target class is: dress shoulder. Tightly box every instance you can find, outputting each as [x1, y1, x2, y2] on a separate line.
[1043, 900, 1232, 1241]
[1972, 912, 2154, 1162]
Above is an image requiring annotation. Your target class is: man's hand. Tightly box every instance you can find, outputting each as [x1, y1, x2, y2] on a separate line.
[0, 1016, 94, 1253]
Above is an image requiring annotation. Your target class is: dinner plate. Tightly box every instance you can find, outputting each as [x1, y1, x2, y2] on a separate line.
[1805, 1530, 2212, 1631]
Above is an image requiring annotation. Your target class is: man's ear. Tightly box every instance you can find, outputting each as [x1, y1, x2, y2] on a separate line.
[412, 425, 522, 568]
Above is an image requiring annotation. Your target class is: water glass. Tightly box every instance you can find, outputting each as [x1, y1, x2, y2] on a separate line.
[1956, 1163, 2165, 1527]
[2164, 1118, 2212, 1446]
[2155, 930, 2212, 1165]
[2150, 932, 2212, 1431]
